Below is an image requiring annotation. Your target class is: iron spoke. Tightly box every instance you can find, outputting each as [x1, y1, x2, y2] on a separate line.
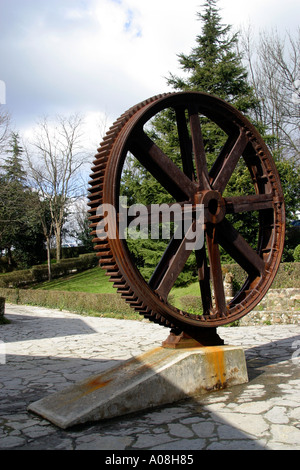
[206, 226, 227, 315]
[129, 131, 197, 201]
[217, 219, 265, 275]
[211, 129, 248, 193]
[188, 106, 211, 190]
[195, 246, 212, 315]
[224, 193, 274, 214]
[149, 223, 194, 301]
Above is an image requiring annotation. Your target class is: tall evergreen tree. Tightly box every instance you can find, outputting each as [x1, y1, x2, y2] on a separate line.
[2, 132, 26, 183]
[121, 0, 260, 279]
[0, 132, 45, 267]
[167, 0, 257, 113]
[0, 133, 27, 264]
[159, 0, 258, 177]
[121, 0, 258, 206]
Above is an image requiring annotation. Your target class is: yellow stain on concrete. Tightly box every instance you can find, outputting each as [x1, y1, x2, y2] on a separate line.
[204, 346, 226, 388]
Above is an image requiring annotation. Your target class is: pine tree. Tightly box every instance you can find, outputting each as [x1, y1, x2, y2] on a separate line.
[2, 132, 26, 184]
[122, 0, 259, 205]
[167, 0, 257, 113]
[0, 132, 45, 267]
[120, 0, 260, 279]
[151, 0, 262, 264]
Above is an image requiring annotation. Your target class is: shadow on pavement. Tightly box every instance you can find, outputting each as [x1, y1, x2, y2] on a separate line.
[245, 334, 300, 381]
[0, 313, 97, 342]
[1, 308, 299, 450]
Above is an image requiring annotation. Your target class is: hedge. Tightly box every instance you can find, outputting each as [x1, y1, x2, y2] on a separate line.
[0, 253, 98, 288]
[0, 261, 299, 320]
[222, 262, 300, 289]
[0, 287, 134, 317]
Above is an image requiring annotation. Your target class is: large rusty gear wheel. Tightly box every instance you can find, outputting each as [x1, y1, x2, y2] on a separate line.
[88, 92, 285, 341]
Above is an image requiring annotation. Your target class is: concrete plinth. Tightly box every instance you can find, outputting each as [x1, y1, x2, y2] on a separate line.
[28, 345, 248, 429]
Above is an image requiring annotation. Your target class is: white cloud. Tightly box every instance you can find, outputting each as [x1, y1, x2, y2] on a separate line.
[219, 0, 300, 32]
[0, 80, 6, 105]
[1, 0, 299, 145]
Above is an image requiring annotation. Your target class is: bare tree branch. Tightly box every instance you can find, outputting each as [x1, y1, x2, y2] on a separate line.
[240, 27, 300, 163]
[0, 106, 11, 157]
[25, 112, 90, 261]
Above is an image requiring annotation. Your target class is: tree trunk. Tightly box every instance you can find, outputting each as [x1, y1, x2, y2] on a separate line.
[7, 246, 13, 266]
[46, 237, 52, 281]
[55, 224, 61, 262]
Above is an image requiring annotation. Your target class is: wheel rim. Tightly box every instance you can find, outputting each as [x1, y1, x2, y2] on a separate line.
[88, 92, 285, 334]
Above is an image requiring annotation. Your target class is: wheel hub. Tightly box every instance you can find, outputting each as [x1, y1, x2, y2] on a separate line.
[197, 189, 226, 225]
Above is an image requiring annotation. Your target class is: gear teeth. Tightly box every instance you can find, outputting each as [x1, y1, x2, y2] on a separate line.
[88, 176, 104, 186]
[87, 198, 103, 208]
[88, 93, 174, 329]
[117, 286, 132, 295]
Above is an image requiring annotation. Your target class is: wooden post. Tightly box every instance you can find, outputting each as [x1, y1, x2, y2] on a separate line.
[0, 297, 5, 318]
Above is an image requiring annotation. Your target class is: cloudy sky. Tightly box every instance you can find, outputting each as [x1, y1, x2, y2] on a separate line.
[0, 0, 299, 151]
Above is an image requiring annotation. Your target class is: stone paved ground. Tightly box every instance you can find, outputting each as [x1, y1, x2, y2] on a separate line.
[0, 303, 300, 450]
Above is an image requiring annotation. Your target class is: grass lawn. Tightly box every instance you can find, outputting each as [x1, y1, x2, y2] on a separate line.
[33, 266, 116, 294]
[34, 265, 201, 307]
[170, 281, 200, 303]
[18, 265, 206, 319]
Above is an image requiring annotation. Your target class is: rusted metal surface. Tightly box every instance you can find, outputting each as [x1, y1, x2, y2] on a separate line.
[88, 92, 285, 342]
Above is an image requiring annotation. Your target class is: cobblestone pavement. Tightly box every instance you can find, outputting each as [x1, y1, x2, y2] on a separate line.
[0, 303, 300, 451]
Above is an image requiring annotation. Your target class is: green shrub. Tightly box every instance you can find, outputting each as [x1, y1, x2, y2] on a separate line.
[0, 269, 34, 288]
[30, 265, 49, 283]
[294, 245, 300, 262]
[179, 295, 202, 314]
[0, 257, 14, 274]
[222, 263, 300, 289]
[0, 288, 19, 303]
[0, 254, 98, 288]
[273, 262, 300, 288]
